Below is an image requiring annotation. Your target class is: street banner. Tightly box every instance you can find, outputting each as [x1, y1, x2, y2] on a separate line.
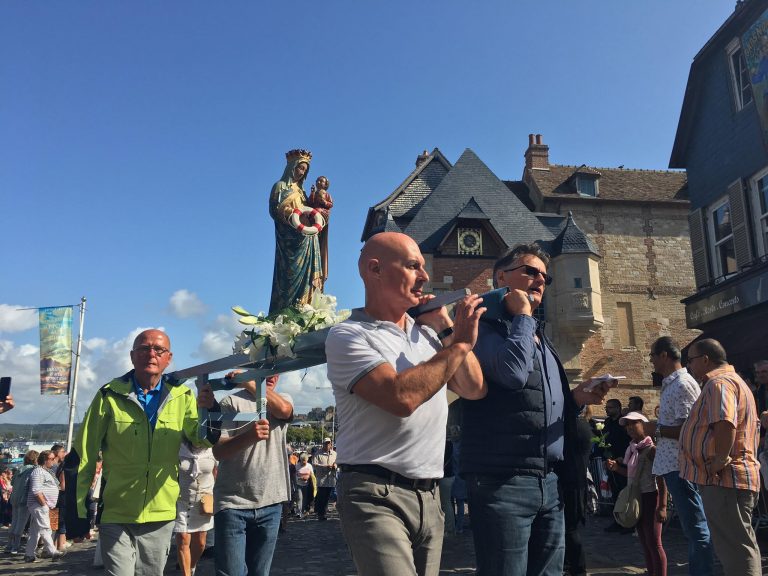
[743, 8, 768, 150]
[39, 306, 73, 395]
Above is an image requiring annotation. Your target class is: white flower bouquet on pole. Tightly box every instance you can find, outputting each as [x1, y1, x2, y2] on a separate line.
[232, 293, 350, 363]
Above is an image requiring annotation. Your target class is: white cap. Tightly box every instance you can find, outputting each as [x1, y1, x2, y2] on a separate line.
[619, 411, 649, 426]
[323, 437, 332, 443]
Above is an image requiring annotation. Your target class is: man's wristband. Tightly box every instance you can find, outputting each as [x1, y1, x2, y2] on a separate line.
[436, 326, 454, 341]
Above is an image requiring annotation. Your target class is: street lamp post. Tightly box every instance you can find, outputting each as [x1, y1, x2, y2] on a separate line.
[316, 386, 335, 445]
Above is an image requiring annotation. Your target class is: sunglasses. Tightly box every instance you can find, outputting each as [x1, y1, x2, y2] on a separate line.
[503, 264, 553, 286]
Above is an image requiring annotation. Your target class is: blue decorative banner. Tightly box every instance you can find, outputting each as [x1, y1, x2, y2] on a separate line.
[39, 306, 73, 395]
[743, 8, 768, 149]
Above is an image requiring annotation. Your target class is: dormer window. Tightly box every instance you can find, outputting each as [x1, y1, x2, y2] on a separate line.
[576, 176, 598, 197]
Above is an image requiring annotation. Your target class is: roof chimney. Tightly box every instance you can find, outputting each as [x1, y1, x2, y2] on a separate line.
[524, 133, 549, 171]
[416, 149, 429, 167]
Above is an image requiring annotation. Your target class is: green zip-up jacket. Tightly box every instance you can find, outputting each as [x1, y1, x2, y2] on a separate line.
[74, 370, 215, 524]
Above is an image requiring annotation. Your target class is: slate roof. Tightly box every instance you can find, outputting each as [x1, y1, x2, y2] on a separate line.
[406, 149, 554, 251]
[534, 213, 567, 238]
[525, 164, 688, 203]
[456, 197, 491, 220]
[549, 212, 600, 257]
[373, 148, 452, 217]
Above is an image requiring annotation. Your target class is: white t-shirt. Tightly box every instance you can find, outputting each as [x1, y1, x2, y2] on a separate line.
[325, 309, 447, 479]
[652, 368, 701, 476]
[296, 462, 313, 486]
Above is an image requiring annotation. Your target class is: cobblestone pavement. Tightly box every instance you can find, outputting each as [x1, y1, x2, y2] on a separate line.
[3, 509, 768, 575]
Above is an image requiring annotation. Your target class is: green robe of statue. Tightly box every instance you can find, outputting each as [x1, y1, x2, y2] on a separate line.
[268, 153, 324, 314]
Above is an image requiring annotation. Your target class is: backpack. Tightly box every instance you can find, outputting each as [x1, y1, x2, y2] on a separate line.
[10, 466, 33, 507]
[612, 454, 648, 528]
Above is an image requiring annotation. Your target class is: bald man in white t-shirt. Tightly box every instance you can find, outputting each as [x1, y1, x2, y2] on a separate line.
[325, 232, 486, 576]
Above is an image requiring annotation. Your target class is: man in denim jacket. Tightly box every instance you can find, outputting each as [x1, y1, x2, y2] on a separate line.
[461, 244, 609, 576]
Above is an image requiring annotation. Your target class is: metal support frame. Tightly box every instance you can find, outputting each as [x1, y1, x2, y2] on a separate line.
[167, 328, 331, 439]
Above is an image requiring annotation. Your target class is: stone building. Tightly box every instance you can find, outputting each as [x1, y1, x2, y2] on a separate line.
[362, 135, 700, 412]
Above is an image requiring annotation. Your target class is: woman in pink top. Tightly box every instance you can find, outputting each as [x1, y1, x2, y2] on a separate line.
[607, 412, 668, 576]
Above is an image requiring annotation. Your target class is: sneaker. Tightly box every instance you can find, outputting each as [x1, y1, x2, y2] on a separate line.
[24, 555, 37, 563]
[51, 550, 67, 561]
[39, 549, 54, 559]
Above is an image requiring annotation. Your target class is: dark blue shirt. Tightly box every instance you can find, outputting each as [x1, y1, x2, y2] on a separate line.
[473, 314, 565, 461]
[133, 375, 164, 430]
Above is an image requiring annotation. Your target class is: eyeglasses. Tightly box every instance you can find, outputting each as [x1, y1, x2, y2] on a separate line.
[686, 354, 706, 365]
[133, 345, 170, 357]
[503, 264, 553, 286]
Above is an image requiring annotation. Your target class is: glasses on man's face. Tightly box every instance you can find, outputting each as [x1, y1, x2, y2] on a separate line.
[503, 264, 553, 286]
[133, 345, 170, 357]
[686, 354, 706, 365]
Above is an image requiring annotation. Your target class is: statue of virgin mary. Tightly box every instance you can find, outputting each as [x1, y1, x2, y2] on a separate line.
[268, 149, 324, 314]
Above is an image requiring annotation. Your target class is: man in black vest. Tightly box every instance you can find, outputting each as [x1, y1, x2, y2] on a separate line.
[461, 244, 610, 576]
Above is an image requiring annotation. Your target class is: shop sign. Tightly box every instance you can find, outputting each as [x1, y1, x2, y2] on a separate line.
[686, 269, 768, 327]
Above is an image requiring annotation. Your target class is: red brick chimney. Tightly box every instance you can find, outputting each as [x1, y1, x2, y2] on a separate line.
[524, 134, 549, 170]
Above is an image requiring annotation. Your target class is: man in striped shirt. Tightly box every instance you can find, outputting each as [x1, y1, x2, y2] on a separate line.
[678, 338, 761, 576]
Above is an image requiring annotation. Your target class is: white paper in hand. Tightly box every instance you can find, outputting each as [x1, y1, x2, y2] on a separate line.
[584, 374, 625, 391]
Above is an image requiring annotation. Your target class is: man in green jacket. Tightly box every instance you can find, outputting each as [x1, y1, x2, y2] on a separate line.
[75, 329, 220, 576]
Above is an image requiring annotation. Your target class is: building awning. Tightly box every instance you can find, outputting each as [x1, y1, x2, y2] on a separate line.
[681, 303, 768, 372]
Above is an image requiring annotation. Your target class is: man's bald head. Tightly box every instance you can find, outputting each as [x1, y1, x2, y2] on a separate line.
[358, 232, 429, 317]
[133, 329, 171, 350]
[358, 232, 420, 279]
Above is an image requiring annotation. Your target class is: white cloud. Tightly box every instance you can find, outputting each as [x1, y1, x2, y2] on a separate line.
[168, 290, 206, 319]
[84, 337, 107, 351]
[269, 365, 335, 416]
[0, 304, 37, 333]
[193, 314, 242, 360]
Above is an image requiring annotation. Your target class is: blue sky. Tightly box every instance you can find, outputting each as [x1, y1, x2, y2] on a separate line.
[0, 1, 735, 426]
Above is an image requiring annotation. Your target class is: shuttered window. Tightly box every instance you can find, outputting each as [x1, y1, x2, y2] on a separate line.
[709, 198, 737, 277]
[752, 172, 768, 256]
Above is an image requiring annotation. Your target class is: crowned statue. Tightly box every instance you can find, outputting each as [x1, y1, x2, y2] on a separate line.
[268, 149, 332, 314]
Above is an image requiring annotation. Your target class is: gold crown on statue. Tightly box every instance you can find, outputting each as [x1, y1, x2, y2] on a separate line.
[286, 149, 312, 163]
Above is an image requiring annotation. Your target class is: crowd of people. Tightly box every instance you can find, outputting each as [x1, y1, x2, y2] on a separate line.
[1, 232, 767, 576]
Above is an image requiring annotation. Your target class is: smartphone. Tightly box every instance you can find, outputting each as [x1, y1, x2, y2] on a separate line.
[0, 377, 11, 402]
[478, 287, 509, 321]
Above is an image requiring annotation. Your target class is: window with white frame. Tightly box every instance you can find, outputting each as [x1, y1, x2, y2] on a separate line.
[751, 168, 768, 256]
[727, 39, 754, 111]
[708, 198, 737, 277]
[575, 176, 598, 197]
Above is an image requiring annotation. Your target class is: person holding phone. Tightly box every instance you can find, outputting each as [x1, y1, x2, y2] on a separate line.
[0, 377, 14, 414]
[462, 243, 613, 576]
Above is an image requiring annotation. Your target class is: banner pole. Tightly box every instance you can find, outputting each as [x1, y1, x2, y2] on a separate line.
[66, 297, 86, 452]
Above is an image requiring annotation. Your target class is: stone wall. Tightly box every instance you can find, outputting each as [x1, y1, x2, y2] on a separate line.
[553, 200, 701, 415]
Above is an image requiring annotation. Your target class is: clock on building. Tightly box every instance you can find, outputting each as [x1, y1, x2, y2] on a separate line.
[458, 228, 482, 255]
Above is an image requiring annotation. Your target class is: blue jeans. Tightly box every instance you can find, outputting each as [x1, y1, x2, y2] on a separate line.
[214, 504, 282, 576]
[663, 472, 714, 576]
[467, 471, 564, 576]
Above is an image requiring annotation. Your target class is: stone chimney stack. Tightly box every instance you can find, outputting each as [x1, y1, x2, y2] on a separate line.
[524, 133, 550, 170]
[415, 149, 430, 167]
